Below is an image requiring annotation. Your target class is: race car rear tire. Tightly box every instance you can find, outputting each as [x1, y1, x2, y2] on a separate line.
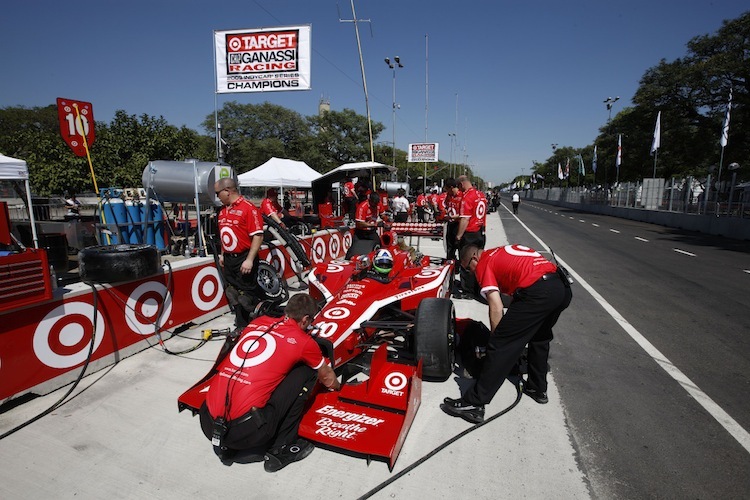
[413, 297, 455, 381]
[78, 244, 161, 284]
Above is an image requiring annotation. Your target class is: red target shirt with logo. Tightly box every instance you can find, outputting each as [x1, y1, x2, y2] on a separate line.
[475, 245, 557, 298]
[355, 199, 376, 224]
[206, 316, 326, 419]
[446, 192, 463, 219]
[459, 187, 487, 232]
[260, 196, 282, 218]
[218, 197, 264, 253]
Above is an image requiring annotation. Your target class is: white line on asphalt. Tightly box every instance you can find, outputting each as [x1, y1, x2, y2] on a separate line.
[610, 229, 620, 233]
[634, 237, 649, 242]
[673, 248, 696, 257]
[744, 270, 750, 274]
[579, 219, 585, 223]
[592, 223, 600, 227]
[510, 212, 750, 456]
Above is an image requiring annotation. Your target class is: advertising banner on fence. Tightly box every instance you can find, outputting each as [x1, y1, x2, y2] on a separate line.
[214, 25, 311, 94]
[407, 143, 439, 162]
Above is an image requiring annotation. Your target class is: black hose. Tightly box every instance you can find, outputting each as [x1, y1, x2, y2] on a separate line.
[355, 381, 525, 500]
[0, 284, 101, 440]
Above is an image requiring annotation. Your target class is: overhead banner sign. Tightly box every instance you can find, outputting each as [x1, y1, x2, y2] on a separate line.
[214, 25, 311, 94]
[407, 143, 439, 162]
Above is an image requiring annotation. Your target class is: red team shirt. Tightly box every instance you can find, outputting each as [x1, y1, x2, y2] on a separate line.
[260, 196, 282, 218]
[474, 245, 557, 298]
[343, 181, 355, 199]
[459, 187, 487, 232]
[355, 199, 376, 225]
[206, 316, 326, 419]
[446, 192, 463, 219]
[218, 197, 264, 254]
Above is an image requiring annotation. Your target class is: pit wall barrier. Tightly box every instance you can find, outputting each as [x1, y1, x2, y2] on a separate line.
[0, 227, 353, 403]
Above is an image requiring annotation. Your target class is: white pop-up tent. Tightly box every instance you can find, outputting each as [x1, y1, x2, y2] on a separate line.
[0, 153, 39, 248]
[237, 157, 321, 189]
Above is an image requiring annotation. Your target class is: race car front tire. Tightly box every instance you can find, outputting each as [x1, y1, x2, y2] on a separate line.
[413, 297, 455, 381]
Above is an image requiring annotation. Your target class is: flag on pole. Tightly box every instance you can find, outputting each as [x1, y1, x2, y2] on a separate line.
[651, 111, 661, 154]
[592, 145, 597, 172]
[720, 88, 732, 147]
[578, 155, 585, 175]
[558, 163, 564, 180]
[565, 157, 570, 178]
[615, 134, 622, 170]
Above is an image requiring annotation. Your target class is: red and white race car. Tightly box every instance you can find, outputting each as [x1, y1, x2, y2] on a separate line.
[179, 230, 456, 469]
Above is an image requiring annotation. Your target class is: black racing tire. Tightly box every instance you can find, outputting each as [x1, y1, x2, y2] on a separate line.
[256, 260, 289, 303]
[345, 237, 379, 260]
[78, 244, 161, 284]
[413, 298, 455, 381]
[263, 215, 311, 268]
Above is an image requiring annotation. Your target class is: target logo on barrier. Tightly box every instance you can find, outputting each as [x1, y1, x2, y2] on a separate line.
[312, 237, 327, 264]
[343, 232, 352, 251]
[220, 227, 239, 252]
[416, 268, 442, 279]
[192, 267, 224, 311]
[33, 302, 106, 369]
[229, 330, 277, 368]
[328, 233, 341, 258]
[125, 281, 173, 335]
[382, 371, 408, 396]
[267, 248, 286, 275]
[322, 307, 350, 320]
[326, 264, 344, 273]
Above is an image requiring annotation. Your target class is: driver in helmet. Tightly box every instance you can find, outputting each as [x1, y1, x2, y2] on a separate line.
[373, 249, 394, 276]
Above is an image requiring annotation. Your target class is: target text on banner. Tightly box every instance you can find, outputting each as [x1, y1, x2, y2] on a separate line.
[407, 143, 439, 162]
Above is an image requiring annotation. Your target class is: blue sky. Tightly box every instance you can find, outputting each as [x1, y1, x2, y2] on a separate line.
[1, 1, 747, 185]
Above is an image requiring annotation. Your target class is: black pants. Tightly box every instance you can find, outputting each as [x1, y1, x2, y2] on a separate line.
[512, 201, 520, 214]
[223, 252, 260, 330]
[200, 364, 317, 452]
[445, 221, 459, 261]
[463, 276, 572, 406]
[394, 211, 408, 223]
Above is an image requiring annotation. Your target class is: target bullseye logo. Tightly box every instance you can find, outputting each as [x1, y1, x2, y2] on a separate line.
[229, 330, 277, 368]
[329, 233, 341, 258]
[312, 237, 327, 264]
[322, 307, 350, 320]
[343, 232, 352, 251]
[192, 267, 224, 311]
[126, 281, 172, 335]
[34, 302, 106, 369]
[383, 372, 408, 394]
[268, 248, 286, 275]
[505, 244, 541, 258]
[326, 264, 344, 273]
[416, 268, 441, 279]
[220, 227, 238, 252]
[476, 200, 487, 219]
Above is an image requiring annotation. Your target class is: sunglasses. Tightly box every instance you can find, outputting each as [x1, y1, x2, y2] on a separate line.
[461, 254, 478, 271]
[215, 188, 228, 195]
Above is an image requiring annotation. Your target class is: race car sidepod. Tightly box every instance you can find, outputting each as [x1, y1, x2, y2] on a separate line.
[297, 343, 422, 470]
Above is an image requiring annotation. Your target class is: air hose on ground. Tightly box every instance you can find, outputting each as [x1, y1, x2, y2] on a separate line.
[355, 380, 525, 500]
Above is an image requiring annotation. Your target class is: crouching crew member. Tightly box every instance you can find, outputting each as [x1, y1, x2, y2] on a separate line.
[200, 294, 340, 471]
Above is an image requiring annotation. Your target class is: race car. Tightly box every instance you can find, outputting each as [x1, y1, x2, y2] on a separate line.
[178, 230, 456, 469]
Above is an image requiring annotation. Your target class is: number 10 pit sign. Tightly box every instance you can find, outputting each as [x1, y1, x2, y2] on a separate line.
[56, 98, 95, 157]
[214, 25, 311, 94]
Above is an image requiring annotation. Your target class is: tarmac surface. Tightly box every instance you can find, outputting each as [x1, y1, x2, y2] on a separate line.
[0, 211, 590, 499]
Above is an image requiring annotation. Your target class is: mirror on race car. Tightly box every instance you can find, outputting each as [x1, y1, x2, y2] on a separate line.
[355, 254, 371, 271]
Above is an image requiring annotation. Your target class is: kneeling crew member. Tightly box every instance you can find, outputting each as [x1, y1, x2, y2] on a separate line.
[200, 293, 340, 471]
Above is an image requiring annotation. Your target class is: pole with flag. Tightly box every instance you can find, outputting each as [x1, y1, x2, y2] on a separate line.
[717, 88, 732, 201]
[651, 111, 661, 178]
[558, 162, 563, 186]
[615, 134, 622, 184]
[592, 145, 597, 186]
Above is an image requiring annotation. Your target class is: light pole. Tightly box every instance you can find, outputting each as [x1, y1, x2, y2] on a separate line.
[448, 132, 456, 177]
[603, 96, 620, 187]
[385, 56, 403, 180]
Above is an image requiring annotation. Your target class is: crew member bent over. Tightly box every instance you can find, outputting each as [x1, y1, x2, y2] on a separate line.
[441, 244, 572, 424]
[215, 178, 264, 331]
[199, 294, 341, 471]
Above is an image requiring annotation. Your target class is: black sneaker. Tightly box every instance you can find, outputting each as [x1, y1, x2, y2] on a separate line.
[523, 387, 548, 404]
[440, 397, 485, 424]
[264, 438, 315, 473]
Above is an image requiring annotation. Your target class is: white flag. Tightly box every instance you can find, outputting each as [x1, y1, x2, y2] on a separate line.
[558, 163, 564, 180]
[592, 145, 598, 173]
[578, 155, 585, 176]
[616, 134, 622, 170]
[720, 89, 732, 147]
[651, 111, 661, 154]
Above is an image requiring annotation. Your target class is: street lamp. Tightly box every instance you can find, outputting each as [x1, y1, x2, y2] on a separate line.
[385, 56, 404, 179]
[603, 96, 620, 187]
[448, 133, 456, 177]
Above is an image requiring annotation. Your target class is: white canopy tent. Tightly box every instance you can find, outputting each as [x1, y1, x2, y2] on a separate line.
[0, 153, 39, 248]
[237, 157, 321, 189]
